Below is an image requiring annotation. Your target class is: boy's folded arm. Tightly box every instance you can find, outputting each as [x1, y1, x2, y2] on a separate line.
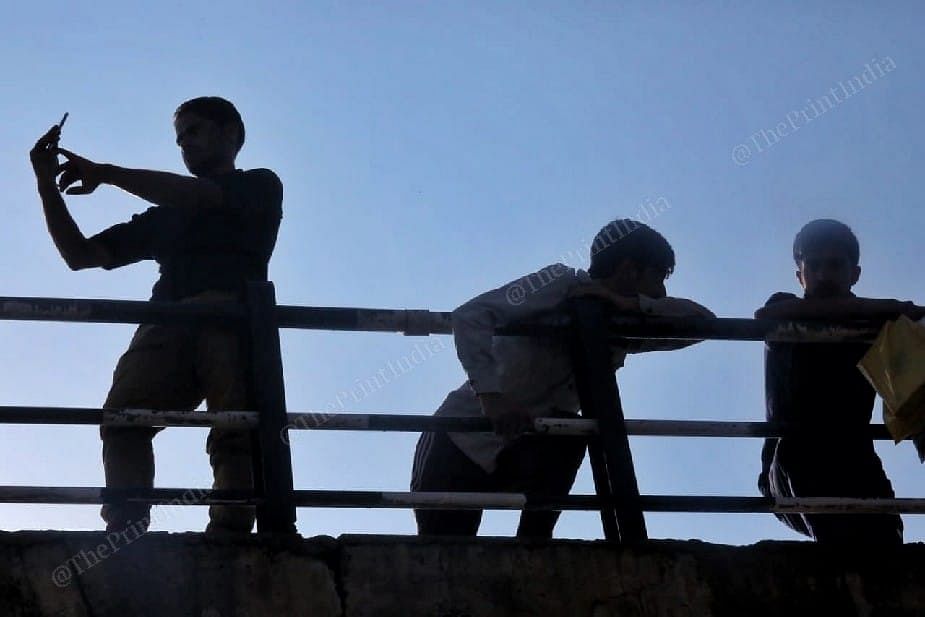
[755, 295, 920, 320]
[638, 296, 715, 319]
[845, 297, 922, 318]
[452, 264, 577, 395]
[628, 296, 716, 352]
[753, 292, 799, 319]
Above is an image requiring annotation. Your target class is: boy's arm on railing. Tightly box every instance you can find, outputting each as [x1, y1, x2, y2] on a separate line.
[755, 295, 924, 320]
[625, 296, 716, 352]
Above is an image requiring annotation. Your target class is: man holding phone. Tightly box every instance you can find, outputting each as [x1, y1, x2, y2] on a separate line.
[29, 97, 283, 535]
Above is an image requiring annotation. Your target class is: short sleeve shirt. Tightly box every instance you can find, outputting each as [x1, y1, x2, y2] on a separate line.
[90, 168, 283, 301]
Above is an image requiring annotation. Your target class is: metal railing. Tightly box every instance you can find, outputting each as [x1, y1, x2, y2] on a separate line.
[0, 285, 914, 541]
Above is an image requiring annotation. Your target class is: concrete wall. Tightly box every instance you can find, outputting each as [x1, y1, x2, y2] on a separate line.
[0, 532, 922, 616]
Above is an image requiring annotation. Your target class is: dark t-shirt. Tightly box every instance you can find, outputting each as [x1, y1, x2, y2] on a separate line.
[763, 292, 875, 429]
[759, 291, 876, 493]
[90, 168, 283, 301]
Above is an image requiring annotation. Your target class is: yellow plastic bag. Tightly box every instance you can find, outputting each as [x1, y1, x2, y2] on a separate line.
[858, 315, 925, 442]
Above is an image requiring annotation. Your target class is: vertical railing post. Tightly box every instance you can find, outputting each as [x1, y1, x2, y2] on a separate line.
[246, 281, 297, 533]
[586, 440, 621, 540]
[568, 297, 647, 543]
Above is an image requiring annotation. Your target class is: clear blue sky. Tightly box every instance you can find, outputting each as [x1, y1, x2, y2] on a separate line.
[1, 2, 924, 544]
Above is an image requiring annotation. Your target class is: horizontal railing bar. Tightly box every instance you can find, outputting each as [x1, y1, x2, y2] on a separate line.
[0, 408, 896, 439]
[606, 316, 883, 343]
[646, 496, 925, 514]
[286, 413, 496, 432]
[300, 493, 925, 514]
[0, 487, 922, 514]
[623, 420, 893, 439]
[0, 296, 890, 344]
[0, 407, 257, 427]
[0, 297, 244, 325]
[0, 407, 104, 425]
[275, 306, 453, 335]
[108, 410, 257, 428]
[274, 308, 885, 343]
[0, 487, 256, 505]
[284, 415, 895, 439]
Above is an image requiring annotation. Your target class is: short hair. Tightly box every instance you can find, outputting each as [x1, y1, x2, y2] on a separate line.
[174, 96, 245, 152]
[588, 219, 675, 279]
[792, 219, 860, 266]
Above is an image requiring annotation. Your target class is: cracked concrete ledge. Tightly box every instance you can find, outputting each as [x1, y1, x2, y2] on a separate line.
[0, 532, 922, 616]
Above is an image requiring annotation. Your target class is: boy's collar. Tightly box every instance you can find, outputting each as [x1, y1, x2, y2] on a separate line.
[802, 290, 856, 299]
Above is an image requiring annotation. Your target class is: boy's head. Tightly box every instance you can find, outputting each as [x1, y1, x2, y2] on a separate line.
[589, 219, 675, 298]
[792, 219, 861, 298]
[174, 96, 245, 176]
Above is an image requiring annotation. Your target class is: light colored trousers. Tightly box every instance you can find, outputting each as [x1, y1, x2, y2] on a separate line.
[100, 292, 255, 533]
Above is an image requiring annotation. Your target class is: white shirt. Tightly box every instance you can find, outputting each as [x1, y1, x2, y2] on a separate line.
[436, 263, 709, 472]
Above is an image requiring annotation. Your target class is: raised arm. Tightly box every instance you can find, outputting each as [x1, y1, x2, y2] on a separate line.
[30, 127, 112, 270]
[56, 148, 223, 210]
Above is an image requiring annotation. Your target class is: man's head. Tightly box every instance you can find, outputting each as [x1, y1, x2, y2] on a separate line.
[792, 219, 861, 298]
[589, 219, 675, 298]
[174, 97, 245, 176]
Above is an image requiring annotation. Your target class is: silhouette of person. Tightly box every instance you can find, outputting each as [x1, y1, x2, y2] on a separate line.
[30, 97, 283, 534]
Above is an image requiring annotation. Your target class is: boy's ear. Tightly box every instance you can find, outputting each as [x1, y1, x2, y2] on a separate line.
[795, 269, 805, 288]
[851, 265, 861, 286]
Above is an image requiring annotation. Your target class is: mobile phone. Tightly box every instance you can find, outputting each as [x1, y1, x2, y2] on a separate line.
[58, 112, 68, 130]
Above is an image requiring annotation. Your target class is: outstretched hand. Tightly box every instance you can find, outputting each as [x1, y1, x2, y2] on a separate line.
[30, 126, 61, 182]
[56, 148, 103, 195]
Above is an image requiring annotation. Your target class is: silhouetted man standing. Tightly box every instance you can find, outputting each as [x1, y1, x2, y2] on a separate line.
[30, 97, 283, 534]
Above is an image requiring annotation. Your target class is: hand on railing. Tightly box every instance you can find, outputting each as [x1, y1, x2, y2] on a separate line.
[478, 393, 534, 442]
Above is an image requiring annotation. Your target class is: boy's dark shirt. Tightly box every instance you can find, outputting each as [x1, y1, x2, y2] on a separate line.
[90, 168, 283, 301]
[759, 291, 876, 492]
